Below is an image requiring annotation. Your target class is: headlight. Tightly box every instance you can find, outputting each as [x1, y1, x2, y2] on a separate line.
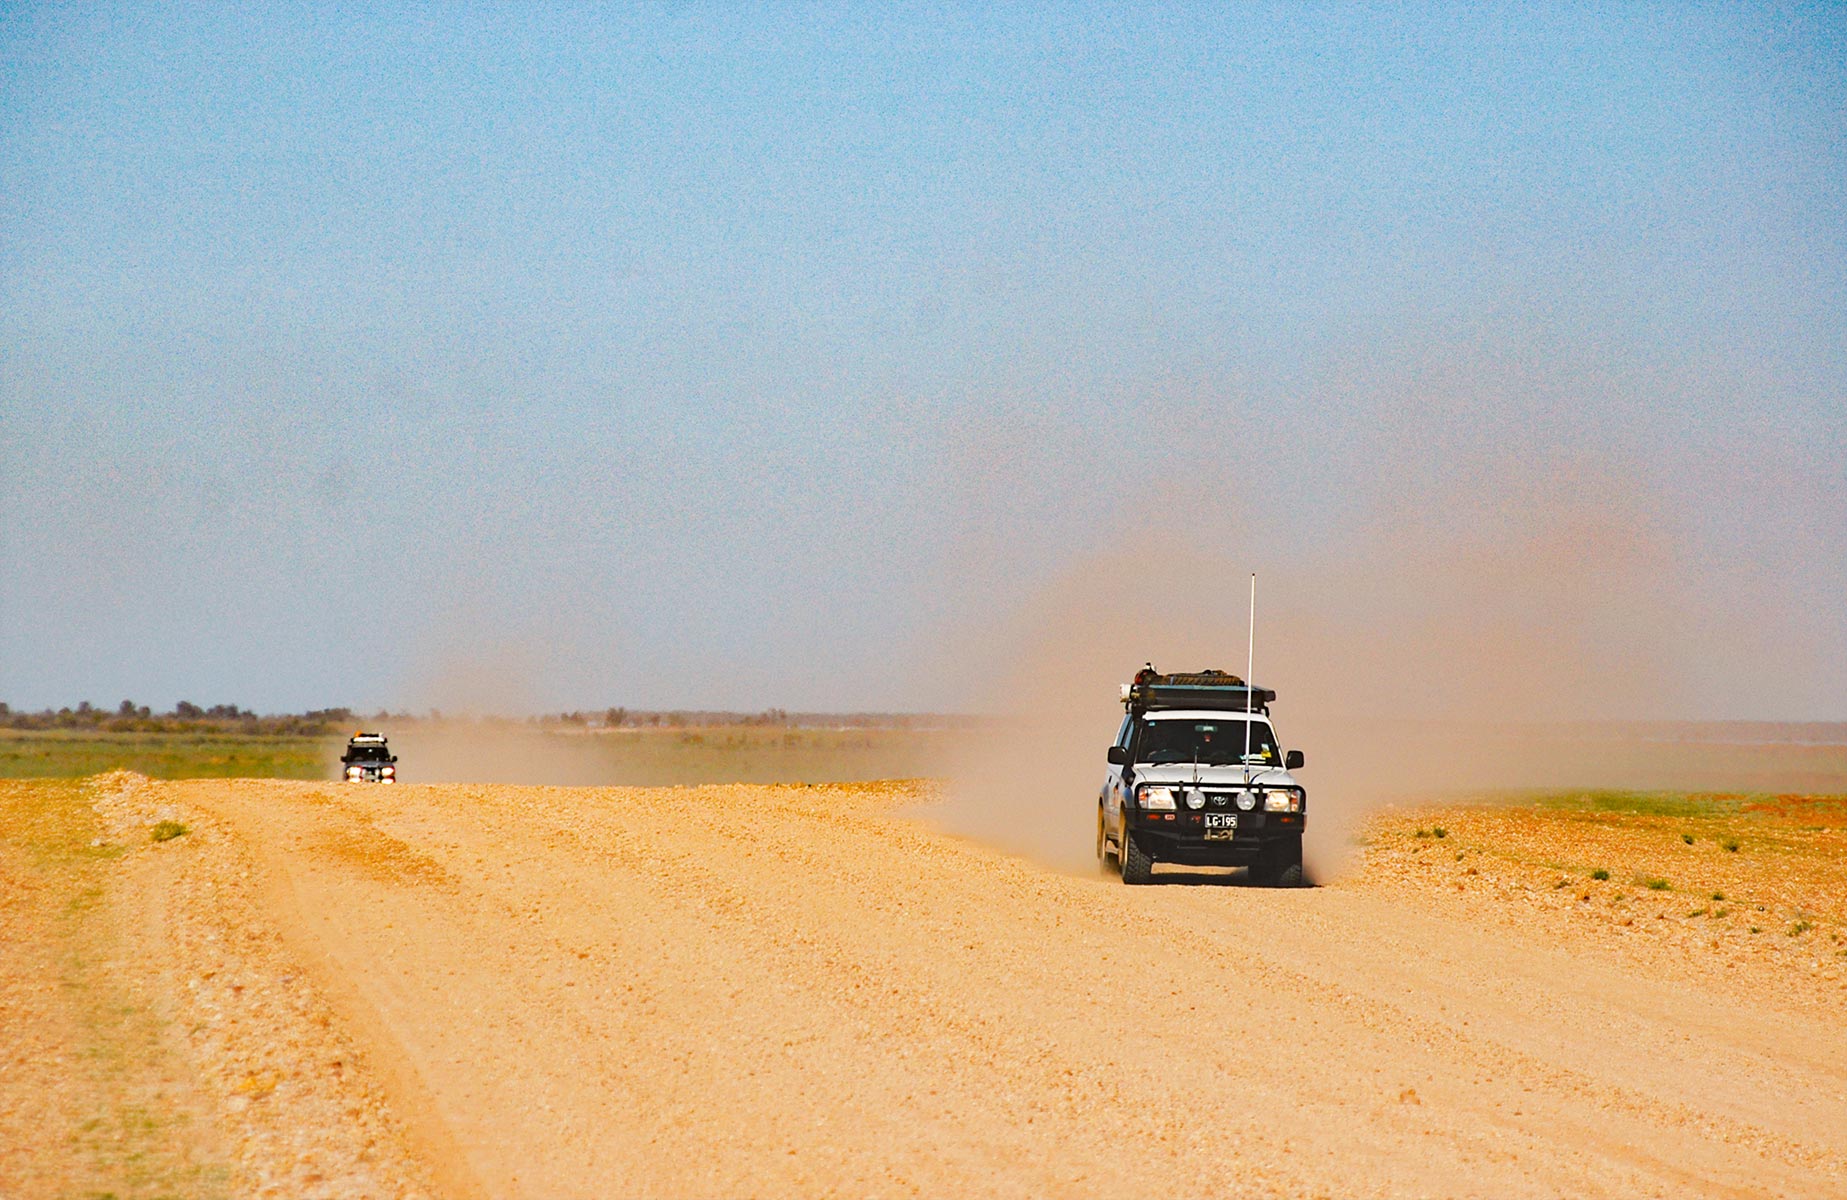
[1263, 789, 1302, 812]
[1235, 791, 1258, 811]
[345, 766, 361, 778]
[381, 765, 395, 776]
[1137, 785, 1176, 811]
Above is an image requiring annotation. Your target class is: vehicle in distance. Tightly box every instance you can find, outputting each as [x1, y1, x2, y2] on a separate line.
[340, 732, 398, 783]
[1097, 666, 1306, 886]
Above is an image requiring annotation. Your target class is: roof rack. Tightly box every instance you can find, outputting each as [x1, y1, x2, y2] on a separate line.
[1120, 665, 1274, 714]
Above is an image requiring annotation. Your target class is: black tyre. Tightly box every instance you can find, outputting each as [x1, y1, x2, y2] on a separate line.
[1096, 808, 1117, 871]
[1120, 830, 1154, 885]
[1255, 834, 1304, 887]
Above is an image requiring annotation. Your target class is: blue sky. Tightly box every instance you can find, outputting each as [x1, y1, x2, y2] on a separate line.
[2, 4, 1843, 716]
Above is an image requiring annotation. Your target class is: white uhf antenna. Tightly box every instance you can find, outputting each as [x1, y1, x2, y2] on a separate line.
[1244, 572, 1256, 780]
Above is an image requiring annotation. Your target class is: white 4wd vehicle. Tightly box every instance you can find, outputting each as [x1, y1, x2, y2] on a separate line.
[340, 732, 399, 783]
[1097, 667, 1307, 886]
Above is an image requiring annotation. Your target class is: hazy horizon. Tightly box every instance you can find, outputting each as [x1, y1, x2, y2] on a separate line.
[4, 6, 1843, 721]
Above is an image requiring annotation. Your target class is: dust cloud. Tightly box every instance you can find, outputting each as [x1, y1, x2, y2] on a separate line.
[323, 724, 621, 787]
[353, 318, 1839, 883]
[928, 444, 1833, 880]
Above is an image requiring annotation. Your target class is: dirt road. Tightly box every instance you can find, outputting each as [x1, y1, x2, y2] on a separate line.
[9, 774, 1847, 1198]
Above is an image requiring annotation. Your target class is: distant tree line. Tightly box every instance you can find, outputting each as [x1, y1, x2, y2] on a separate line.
[540, 708, 977, 730]
[0, 702, 981, 734]
[0, 702, 359, 736]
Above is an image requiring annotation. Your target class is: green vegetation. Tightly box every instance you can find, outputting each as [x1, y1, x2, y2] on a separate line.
[150, 820, 188, 843]
[1536, 790, 1750, 819]
[1724, 839, 1741, 852]
[1789, 921, 1812, 936]
[1645, 877, 1672, 891]
[536, 725, 962, 785]
[1432, 827, 1447, 838]
[1591, 868, 1610, 881]
[1681, 833, 1695, 844]
[0, 723, 965, 785]
[0, 730, 334, 780]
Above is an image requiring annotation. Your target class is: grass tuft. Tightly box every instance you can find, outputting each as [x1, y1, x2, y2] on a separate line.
[1645, 877, 1671, 891]
[1710, 891, 1725, 901]
[1590, 868, 1610, 881]
[1681, 833, 1695, 845]
[1788, 920, 1812, 937]
[150, 820, 188, 843]
[1432, 827, 1447, 839]
[1723, 839, 1740, 852]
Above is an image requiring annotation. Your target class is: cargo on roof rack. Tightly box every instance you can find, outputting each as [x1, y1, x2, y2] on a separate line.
[1120, 666, 1274, 714]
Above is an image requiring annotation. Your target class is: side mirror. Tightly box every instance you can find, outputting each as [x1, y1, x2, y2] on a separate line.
[1285, 749, 1305, 770]
[1107, 746, 1129, 765]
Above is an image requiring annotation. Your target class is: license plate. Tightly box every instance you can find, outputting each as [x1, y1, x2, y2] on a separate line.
[1204, 812, 1238, 831]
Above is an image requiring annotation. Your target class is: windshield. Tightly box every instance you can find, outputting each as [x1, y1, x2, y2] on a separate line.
[344, 743, 392, 762]
[1139, 719, 1280, 766]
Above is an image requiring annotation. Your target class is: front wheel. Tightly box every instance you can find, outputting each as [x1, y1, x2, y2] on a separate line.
[1254, 834, 1304, 887]
[1096, 808, 1117, 871]
[1120, 830, 1154, 885]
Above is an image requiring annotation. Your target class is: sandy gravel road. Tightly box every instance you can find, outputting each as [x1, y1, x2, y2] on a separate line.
[16, 775, 1847, 1199]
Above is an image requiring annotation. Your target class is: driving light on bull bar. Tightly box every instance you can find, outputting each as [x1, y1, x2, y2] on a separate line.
[1137, 785, 1176, 811]
[382, 765, 395, 776]
[1264, 790, 1302, 813]
[1235, 791, 1258, 811]
[1184, 788, 1206, 810]
[345, 766, 361, 778]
